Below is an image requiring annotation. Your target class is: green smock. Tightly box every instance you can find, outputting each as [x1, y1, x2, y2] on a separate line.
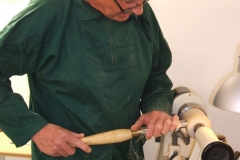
[0, 0, 174, 159]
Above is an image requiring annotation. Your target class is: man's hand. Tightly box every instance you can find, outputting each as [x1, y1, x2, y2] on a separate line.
[32, 124, 91, 157]
[131, 110, 179, 140]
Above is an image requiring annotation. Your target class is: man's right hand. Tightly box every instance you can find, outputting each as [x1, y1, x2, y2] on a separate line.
[32, 124, 92, 157]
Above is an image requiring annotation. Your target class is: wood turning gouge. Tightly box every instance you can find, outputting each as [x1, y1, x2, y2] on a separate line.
[80, 128, 147, 145]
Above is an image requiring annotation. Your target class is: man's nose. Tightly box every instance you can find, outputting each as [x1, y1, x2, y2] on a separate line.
[130, 5, 144, 15]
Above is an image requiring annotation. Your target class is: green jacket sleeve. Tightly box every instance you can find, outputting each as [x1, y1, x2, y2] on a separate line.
[139, 5, 174, 114]
[0, 0, 68, 147]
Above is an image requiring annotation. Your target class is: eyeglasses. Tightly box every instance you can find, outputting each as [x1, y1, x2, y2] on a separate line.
[113, 0, 149, 13]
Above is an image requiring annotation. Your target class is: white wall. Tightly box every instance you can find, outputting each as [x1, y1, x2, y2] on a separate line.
[1, 0, 240, 160]
[145, 0, 240, 159]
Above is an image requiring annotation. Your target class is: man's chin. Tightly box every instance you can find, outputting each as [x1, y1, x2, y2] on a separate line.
[113, 16, 130, 22]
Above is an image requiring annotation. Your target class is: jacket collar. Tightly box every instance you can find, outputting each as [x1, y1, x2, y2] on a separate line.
[74, 0, 103, 21]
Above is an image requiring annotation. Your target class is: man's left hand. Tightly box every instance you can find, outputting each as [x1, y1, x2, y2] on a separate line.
[131, 110, 179, 140]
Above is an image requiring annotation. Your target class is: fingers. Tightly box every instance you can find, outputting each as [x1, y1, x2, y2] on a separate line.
[49, 138, 77, 157]
[131, 111, 179, 140]
[55, 147, 72, 157]
[146, 111, 171, 139]
[51, 132, 91, 156]
[131, 115, 148, 131]
[170, 115, 179, 131]
[32, 124, 92, 157]
[68, 133, 92, 153]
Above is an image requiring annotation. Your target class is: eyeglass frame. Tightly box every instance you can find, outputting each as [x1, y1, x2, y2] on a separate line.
[113, 0, 149, 13]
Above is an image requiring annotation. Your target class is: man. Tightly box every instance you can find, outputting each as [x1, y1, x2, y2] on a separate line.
[0, 0, 179, 159]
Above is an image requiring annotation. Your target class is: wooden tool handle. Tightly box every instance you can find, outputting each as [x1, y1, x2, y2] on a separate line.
[81, 129, 134, 145]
